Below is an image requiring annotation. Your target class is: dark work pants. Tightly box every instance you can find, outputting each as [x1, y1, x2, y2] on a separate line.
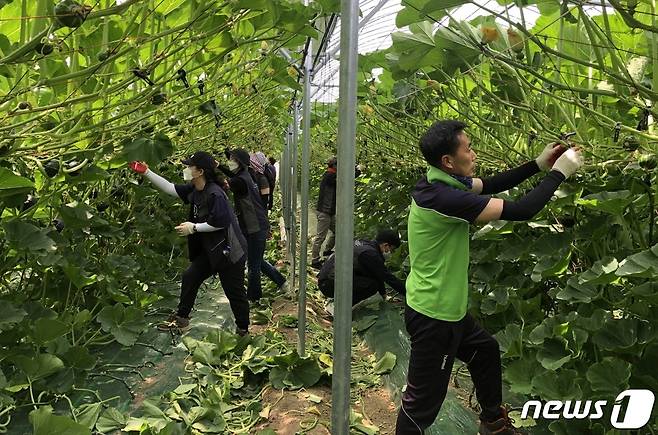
[318, 278, 382, 306]
[177, 255, 250, 330]
[246, 229, 286, 301]
[396, 305, 502, 434]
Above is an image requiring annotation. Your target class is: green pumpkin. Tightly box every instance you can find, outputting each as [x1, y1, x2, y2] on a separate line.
[54, 0, 91, 28]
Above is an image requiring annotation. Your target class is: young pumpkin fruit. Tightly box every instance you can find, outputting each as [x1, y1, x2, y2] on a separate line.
[481, 26, 499, 44]
[507, 28, 524, 53]
[54, 0, 92, 28]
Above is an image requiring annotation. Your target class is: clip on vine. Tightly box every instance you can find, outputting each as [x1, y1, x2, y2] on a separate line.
[613, 122, 622, 142]
[131, 68, 154, 86]
[197, 79, 205, 95]
[528, 131, 537, 146]
[177, 69, 189, 88]
[637, 107, 650, 131]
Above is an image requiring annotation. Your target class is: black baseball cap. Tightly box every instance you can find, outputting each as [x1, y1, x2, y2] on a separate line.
[182, 151, 216, 170]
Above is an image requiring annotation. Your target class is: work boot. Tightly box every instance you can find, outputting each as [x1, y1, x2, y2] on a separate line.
[479, 407, 526, 435]
[235, 327, 249, 337]
[157, 315, 190, 332]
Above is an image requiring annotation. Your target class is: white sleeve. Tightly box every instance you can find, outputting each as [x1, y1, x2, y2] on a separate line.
[144, 169, 178, 197]
[195, 222, 223, 232]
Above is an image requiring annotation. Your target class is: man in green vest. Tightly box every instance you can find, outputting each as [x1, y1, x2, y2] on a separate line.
[396, 120, 584, 435]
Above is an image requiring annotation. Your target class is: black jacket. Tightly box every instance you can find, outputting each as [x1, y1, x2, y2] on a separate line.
[316, 170, 337, 215]
[175, 182, 247, 269]
[317, 239, 406, 296]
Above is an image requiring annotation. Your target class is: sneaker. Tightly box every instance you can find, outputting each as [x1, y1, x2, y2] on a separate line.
[479, 407, 526, 435]
[235, 327, 249, 337]
[310, 260, 323, 270]
[157, 315, 190, 332]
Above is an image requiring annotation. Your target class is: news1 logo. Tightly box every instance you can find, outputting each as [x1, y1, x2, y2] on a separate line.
[521, 389, 655, 429]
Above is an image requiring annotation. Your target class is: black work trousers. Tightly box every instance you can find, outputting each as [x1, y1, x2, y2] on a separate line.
[177, 254, 249, 330]
[396, 305, 502, 434]
[318, 277, 382, 306]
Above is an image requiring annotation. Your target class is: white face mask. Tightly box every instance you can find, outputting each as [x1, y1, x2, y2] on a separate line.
[227, 160, 240, 172]
[183, 167, 194, 181]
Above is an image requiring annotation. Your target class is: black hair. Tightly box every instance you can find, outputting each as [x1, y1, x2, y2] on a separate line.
[419, 120, 467, 167]
[375, 229, 401, 248]
[199, 165, 221, 185]
[268, 157, 276, 165]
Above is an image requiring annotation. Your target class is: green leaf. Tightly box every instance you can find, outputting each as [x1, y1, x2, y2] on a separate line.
[0, 301, 26, 331]
[75, 403, 102, 430]
[536, 338, 572, 370]
[577, 257, 619, 285]
[13, 353, 64, 380]
[503, 359, 538, 395]
[353, 315, 377, 332]
[2, 220, 57, 254]
[62, 346, 97, 370]
[586, 358, 631, 394]
[495, 324, 523, 358]
[576, 190, 632, 215]
[556, 277, 599, 304]
[531, 250, 571, 282]
[616, 244, 658, 278]
[593, 318, 637, 350]
[96, 407, 127, 433]
[269, 350, 322, 390]
[32, 318, 69, 344]
[173, 384, 197, 395]
[0, 167, 33, 198]
[316, 0, 340, 13]
[96, 304, 146, 346]
[531, 369, 582, 400]
[120, 133, 174, 165]
[373, 351, 397, 375]
[30, 406, 91, 435]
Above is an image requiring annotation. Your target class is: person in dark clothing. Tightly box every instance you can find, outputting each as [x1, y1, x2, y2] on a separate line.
[396, 120, 583, 435]
[128, 152, 250, 335]
[217, 148, 286, 301]
[311, 156, 337, 269]
[263, 154, 277, 211]
[249, 152, 271, 210]
[317, 229, 406, 313]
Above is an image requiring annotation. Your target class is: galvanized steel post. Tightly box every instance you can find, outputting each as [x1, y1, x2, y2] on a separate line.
[331, 0, 358, 432]
[298, 35, 313, 356]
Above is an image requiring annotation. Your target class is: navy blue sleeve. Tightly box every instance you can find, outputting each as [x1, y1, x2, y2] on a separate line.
[174, 184, 194, 204]
[206, 191, 232, 228]
[414, 184, 490, 224]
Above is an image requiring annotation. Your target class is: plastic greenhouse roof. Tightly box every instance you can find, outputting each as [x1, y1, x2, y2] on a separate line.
[310, 1, 546, 103]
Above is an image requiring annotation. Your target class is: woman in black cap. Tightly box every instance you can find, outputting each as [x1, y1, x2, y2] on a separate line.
[128, 152, 250, 335]
[218, 148, 286, 301]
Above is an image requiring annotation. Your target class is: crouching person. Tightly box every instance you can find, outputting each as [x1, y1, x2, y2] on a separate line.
[317, 229, 406, 315]
[129, 151, 250, 336]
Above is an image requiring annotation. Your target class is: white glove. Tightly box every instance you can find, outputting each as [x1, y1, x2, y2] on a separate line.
[551, 148, 584, 179]
[175, 222, 195, 236]
[535, 143, 564, 171]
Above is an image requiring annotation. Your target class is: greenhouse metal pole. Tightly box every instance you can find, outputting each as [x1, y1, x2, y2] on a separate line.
[290, 107, 300, 291]
[332, 0, 358, 433]
[298, 36, 313, 356]
[281, 128, 289, 242]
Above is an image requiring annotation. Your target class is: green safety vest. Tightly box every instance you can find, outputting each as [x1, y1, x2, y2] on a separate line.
[406, 166, 472, 322]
